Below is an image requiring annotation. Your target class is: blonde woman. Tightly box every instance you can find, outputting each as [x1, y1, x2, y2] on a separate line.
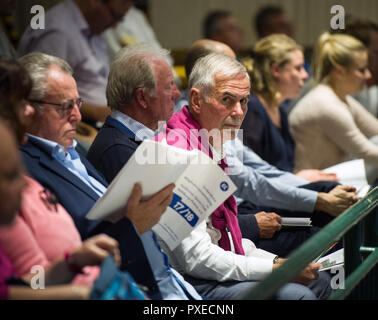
[289, 32, 378, 182]
[241, 34, 337, 183]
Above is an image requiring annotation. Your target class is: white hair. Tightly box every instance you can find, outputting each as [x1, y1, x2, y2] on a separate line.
[188, 52, 250, 102]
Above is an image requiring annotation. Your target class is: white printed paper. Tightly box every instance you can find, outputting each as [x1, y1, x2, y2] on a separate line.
[324, 159, 370, 197]
[317, 248, 344, 271]
[86, 140, 236, 250]
[281, 217, 312, 227]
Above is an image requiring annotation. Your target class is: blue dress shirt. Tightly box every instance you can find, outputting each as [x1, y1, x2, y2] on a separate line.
[26, 134, 107, 197]
[224, 138, 318, 213]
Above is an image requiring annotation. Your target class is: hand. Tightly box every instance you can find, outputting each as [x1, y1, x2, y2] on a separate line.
[315, 185, 358, 216]
[69, 234, 121, 269]
[255, 211, 282, 239]
[125, 183, 175, 235]
[293, 262, 322, 286]
[273, 259, 321, 286]
[296, 169, 339, 183]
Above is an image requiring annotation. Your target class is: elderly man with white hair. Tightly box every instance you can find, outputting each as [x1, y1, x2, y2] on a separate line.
[155, 52, 332, 300]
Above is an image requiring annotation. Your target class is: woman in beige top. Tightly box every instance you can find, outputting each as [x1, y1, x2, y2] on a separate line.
[289, 32, 378, 178]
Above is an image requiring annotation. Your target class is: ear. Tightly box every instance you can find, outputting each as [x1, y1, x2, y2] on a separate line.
[334, 64, 347, 76]
[270, 63, 281, 79]
[189, 88, 201, 115]
[135, 87, 148, 109]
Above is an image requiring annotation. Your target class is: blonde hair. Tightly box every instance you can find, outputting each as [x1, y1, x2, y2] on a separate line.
[243, 34, 301, 103]
[313, 32, 366, 83]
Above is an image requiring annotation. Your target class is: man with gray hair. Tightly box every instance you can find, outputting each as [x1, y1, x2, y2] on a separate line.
[87, 43, 181, 183]
[155, 52, 332, 300]
[87, 44, 203, 300]
[18, 51, 177, 299]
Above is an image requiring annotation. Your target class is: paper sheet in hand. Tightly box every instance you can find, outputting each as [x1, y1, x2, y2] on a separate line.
[86, 140, 237, 250]
[281, 217, 312, 227]
[323, 159, 370, 198]
[317, 248, 344, 271]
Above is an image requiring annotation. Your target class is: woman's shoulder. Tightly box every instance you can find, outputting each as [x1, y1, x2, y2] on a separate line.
[294, 84, 343, 114]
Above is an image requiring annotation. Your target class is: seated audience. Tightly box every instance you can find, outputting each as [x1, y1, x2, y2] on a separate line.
[17, 52, 201, 300]
[87, 43, 202, 300]
[241, 34, 338, 184]
[17, 52, 177, 298]
[175, 39, 357, 257]
[17, 0, 132, 124]
[156, 52, 333, 300]
[289, 32, 378, 183]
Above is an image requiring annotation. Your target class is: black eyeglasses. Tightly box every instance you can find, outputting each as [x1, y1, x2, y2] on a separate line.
[29, 98, 83, 115]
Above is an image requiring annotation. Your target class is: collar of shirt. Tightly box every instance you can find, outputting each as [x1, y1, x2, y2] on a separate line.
[26, 133, 77, 159]
[208, 140, 226, 163]
[112, 110, 156, 141]
[27, 134, 106, 197]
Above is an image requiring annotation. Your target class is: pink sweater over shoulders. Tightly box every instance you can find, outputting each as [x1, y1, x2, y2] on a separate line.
[155, 106, 244, 255]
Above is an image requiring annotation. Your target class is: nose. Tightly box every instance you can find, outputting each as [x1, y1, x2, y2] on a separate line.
[365, 68, 372, 80]
[232, 101, 245, 117]
[69, 100, 82, 122]
[302, 67, 309, 80]
[172, 83, 181, 99]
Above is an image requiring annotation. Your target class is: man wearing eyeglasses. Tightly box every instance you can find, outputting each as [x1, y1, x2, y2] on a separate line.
[17, 0, 133, 125]
[18, 52, 176, 299]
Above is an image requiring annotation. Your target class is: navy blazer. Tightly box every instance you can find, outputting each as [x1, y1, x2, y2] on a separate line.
[87, 116, 142, 184]
[20, 138, 161, 299]
[21, 138, 107, 238]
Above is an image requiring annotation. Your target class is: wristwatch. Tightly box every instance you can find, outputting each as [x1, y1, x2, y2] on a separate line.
[273, 255, 279, 264]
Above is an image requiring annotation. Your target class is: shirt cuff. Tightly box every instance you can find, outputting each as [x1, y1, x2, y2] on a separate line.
[237, 213, 260, 243]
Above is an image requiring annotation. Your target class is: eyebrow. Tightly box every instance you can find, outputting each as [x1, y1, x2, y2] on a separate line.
[222, 91, 250, 100]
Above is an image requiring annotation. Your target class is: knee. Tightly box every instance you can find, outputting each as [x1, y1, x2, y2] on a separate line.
[276, 283, 317, 300]
[309, 271, 332, 300]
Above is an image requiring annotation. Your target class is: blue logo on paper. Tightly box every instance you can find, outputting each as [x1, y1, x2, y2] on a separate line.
[220, 181, 229, 192]
[169, 193, 199, 227]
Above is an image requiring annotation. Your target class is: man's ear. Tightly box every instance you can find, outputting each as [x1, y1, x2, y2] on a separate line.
[135, 87, 148, 109]
[189, 88, 201, 115]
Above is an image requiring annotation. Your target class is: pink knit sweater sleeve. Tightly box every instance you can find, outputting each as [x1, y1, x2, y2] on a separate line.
[0, 215, 49, 277]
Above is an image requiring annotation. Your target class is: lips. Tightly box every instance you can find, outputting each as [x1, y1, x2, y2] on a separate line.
[223, 123, 241, 128]
[66, 129, 76, 136]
